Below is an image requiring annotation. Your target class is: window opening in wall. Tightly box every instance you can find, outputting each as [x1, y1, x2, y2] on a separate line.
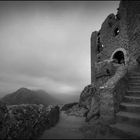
[114, 27, 120, 36]
[97, 33, 104, 53]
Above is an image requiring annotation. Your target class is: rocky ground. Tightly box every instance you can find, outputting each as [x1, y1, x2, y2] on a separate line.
[0, 101, 59, 139]
[40, 111, 85, 139]
[40, 104, 120, 139]
[0, 100, 121, 139]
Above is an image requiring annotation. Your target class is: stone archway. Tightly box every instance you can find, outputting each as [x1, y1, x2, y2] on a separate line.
[112, 51, 125, 64]
[110, 48, 128, 65]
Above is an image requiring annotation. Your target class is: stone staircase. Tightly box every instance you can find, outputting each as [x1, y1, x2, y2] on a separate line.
[110, 70, 140, 139]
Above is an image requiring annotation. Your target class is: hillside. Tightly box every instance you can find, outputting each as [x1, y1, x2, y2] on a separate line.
[0, 88, 62, 106]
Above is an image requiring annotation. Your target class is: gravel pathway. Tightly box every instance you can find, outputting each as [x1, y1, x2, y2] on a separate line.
[40, 111, 85, 139]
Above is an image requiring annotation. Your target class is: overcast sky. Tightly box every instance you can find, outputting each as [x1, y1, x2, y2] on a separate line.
[0, 1, 119, 96]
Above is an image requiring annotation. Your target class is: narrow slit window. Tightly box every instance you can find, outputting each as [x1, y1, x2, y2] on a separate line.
[114, 27, 120, 36]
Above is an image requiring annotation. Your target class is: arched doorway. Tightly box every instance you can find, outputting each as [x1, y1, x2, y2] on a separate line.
[112, 51, 125, 64]
[110, 48, 128, 65]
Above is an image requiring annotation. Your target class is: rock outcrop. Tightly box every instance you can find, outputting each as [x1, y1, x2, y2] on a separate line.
[79, 84, 96, 110]
[61, 102, 78, 111]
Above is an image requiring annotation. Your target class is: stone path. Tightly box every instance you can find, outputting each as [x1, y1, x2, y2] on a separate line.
[40, 111, 120, 139]
[40, 111, 85, 139]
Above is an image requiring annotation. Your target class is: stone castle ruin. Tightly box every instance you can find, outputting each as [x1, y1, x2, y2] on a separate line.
[1, 1, 140, 139]
[79, 0, 140, 137]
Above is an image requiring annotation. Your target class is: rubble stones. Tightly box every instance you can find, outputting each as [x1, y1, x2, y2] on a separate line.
[61, 102, 78, 111]
[63, 104, 88, 117]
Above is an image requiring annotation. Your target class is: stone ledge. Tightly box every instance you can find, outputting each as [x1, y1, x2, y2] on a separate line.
[0, 102, 60, 139]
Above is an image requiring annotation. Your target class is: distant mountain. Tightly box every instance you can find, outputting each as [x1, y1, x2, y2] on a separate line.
[0, 88, 62, 106]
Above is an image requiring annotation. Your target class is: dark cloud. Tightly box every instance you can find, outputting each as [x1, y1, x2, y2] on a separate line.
[0, 1, 119, 96]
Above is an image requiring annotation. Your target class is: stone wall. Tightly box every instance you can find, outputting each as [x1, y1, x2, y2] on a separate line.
[0, 101, 60, 139]
[91, 4, 129, 63]
[95, 60, 116, 79]
[126, 1, 140, 60]
[99, 64, 128, 123]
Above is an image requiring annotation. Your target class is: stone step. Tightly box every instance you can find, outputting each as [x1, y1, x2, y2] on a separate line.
[127, 86, 140, 91]
[110, 123, 140, 139]
[128, 85, 140, 88]
[120, 103, 140, 113]
[129, 83, 140, 86]
[128, 80, 140, 83]
[128, 86, 140, 89]
[129, 77, 140, 79]
[129, 73, 140, 75]
[129, 74, 140, 76]
[129, 72, 140, 75]
[128, 87, 140, 91]
[129, 76, 140, 79]
[128, 79, 140, 82]
[128, 72, 140, 76]
[124, 96, 140, 104]
[126, 90, 140, 96]
[116, 111, 140, 127]
[129, 79, 140, 82]
[129, 74, 140, 77]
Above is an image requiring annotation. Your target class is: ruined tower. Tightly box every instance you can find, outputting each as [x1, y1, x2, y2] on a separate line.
[89, 0, 140, 126]
[91, 1, 140, 82]
[81, 0, 140, 124]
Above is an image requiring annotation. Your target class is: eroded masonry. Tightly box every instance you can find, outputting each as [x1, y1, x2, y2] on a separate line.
[79, 0, 140, 123]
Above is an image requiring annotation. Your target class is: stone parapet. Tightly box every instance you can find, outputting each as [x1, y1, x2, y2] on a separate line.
[0, 102, 60, 139]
